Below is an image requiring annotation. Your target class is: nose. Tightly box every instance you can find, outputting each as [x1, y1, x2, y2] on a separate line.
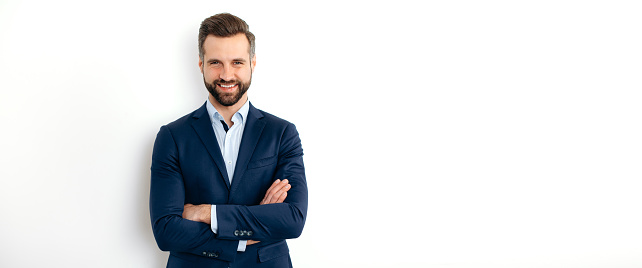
[219, 65, 234, 81]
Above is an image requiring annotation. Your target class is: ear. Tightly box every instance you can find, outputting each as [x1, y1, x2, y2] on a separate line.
[251, 54, 257, 71]
[198, 56, 204, 74]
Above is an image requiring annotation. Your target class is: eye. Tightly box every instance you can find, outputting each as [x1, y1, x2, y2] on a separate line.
[233, 61, 243, 65]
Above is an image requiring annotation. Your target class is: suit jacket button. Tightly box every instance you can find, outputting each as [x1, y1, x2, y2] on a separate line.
[248, 231, 253, 236]
[241, 230, 248, 236]
[214, 253, 219, 258]
[234, 230, 240, 236]
[202, 252, 207, 256]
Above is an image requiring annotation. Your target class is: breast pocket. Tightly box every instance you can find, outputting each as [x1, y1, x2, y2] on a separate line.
[247, 155, 277, 170]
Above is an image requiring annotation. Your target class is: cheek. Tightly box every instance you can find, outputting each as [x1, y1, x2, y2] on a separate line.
[203, 70, 218, 80]
[239, 68, 252, 80]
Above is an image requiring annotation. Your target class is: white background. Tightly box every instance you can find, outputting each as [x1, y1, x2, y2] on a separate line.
[1, 1, 641, 267]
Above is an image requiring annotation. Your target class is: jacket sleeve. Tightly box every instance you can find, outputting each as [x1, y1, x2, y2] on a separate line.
[215, 123, 308, 241]
[150, 126, 238, 261]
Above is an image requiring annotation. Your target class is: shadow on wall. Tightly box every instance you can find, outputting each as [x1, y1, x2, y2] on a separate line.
[137, 133, 169, 266]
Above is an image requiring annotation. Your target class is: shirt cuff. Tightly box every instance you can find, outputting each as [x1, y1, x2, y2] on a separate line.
[210, 205, 218, 233]
[237, 240, 247, 252]
[212, 205, 245, 252]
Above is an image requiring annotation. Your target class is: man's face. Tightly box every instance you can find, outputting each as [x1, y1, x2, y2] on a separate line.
[199, 33, 256, 106]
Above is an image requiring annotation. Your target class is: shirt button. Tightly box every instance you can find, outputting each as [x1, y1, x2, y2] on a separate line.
[227, 161, 232, 164]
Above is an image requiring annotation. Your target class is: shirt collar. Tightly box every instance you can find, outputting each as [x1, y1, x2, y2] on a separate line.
[206, 98, 250, 125]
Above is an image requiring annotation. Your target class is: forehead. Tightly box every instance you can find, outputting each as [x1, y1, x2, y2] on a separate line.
[202, 33, 250, 59]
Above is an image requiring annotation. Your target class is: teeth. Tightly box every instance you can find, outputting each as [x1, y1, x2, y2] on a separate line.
[219, 84, 235, 88]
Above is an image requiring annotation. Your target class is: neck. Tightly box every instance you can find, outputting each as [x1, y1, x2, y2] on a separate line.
[208, 94, 248, 126]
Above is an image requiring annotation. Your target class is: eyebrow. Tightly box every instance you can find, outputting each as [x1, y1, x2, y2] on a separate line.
[207, 58, 247, 64]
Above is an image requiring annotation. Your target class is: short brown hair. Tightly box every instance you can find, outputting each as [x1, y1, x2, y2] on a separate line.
[198, 13, 255, 60]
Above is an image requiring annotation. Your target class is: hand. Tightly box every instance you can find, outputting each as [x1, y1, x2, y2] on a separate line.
[246, 179, 291, 246]
[182, 204, 211, 224]
[260, 179, 291, 205]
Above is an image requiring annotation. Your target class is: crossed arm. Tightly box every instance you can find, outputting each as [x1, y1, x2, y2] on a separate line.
[182, 179, 292, 245]
[151, 123, 307, 261]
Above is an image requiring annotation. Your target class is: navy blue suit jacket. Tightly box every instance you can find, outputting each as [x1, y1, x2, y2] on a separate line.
[150, 102, 307, 268]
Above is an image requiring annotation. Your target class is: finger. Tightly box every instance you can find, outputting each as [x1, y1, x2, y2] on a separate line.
[277, 184, 291, 197]
[261, 180, 281, 204]
[275, 191, 288, 203]
[266, 183, 291, 204]
[267, 179, 283, 194]
[182, 206, 190, 218]
[183, 204, 192, 216]
[263, 180, 288, 204]
[265, 183, 287, 204]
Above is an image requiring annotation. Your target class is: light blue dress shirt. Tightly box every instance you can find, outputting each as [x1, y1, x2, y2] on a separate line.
[205, 98, 250, 251]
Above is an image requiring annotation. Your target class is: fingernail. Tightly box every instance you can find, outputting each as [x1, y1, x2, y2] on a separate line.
[282, 179, 288, 183]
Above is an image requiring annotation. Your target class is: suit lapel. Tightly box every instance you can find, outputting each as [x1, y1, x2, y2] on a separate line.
[191, 103, 231, 189]
[230, 104, 266, 193]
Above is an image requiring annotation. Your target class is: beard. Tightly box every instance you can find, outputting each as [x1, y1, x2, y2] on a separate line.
[204, 76, 251, 107]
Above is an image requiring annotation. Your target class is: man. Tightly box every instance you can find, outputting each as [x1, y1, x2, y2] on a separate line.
[150, 13, 307, 268]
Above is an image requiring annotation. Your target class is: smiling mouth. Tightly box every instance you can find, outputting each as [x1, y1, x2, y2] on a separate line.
[218, 83, 237, 90]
